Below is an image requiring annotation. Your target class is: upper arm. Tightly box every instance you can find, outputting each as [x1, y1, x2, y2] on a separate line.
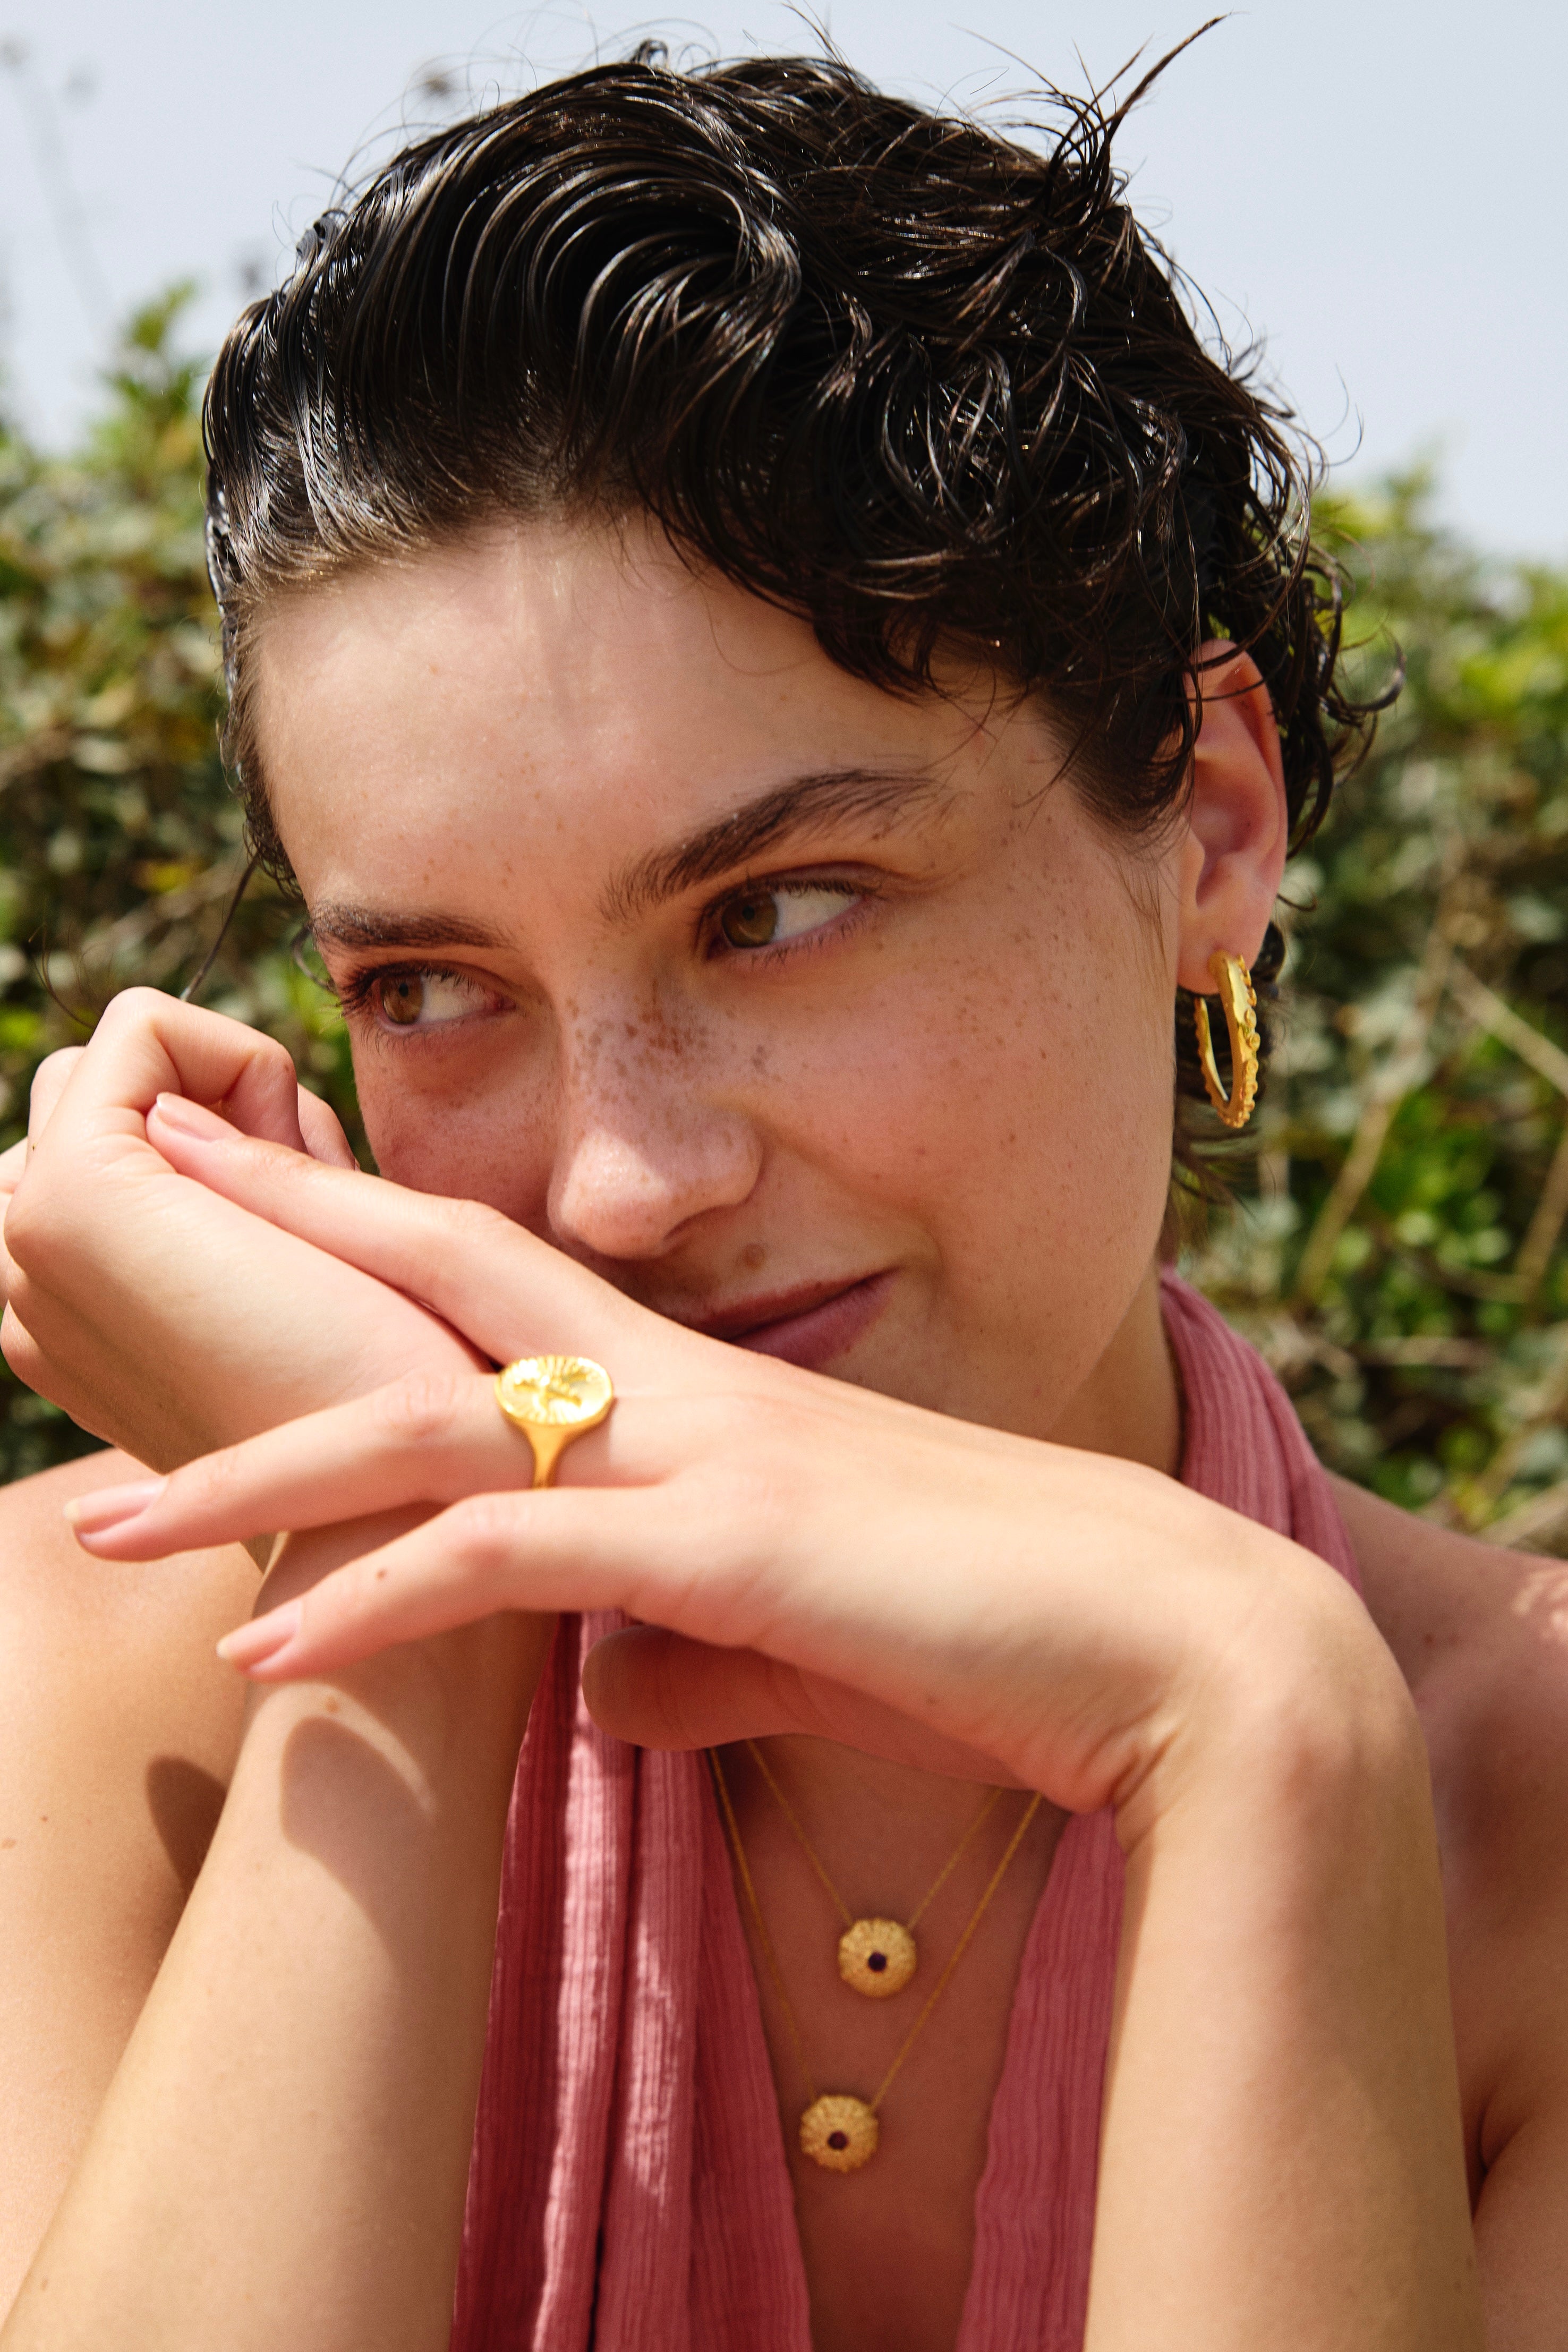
[0, 1451, 257, 2315]
[1460, 1694, 1568, 2351]
[1334, 1475, 1568, 2346]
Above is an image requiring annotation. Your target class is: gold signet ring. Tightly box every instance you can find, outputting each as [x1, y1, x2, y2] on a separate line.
[493, 1355, 615, 1487]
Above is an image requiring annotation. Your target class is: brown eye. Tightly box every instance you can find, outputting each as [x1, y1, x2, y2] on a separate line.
[379, 976, 426, 1025]
[719, 892, 780, 949]
[715, 883, 860, 956]
[370, 970, 488, 1029]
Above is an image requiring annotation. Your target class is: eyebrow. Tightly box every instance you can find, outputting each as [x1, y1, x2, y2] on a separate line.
[307, 906, 510, 952]
[601, 765, 950, 924]
[306, 766, 950, 955]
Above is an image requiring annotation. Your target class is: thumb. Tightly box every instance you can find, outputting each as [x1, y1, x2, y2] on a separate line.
[296, 1087, 359, 1170]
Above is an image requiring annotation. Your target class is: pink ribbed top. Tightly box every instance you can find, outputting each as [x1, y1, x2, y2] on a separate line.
[450, 1274, 1362, 2350]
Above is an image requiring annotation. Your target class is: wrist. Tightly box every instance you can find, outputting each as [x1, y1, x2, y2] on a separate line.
[1119, 1563, 1427, 1862]
[241, 1512, 550, 1790]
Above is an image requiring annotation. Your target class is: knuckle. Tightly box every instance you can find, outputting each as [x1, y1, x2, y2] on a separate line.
[447, 1489, 526, 1570]
[0, 1306, 39, 1381]
[681, 1391, 813, 1553]
[181, 1441, 250, 1516]
[436, 1195, 513, 1252]
[248, 1041, 306, 1097]
[371, 1369, 473, 1447]
[697, 1440, 788, 1536]
[93, 984, 177, 1042]
[28, 1046, 82, 1101]
[2, 1170, 58, 1279]
[96, 985, 161, 1026]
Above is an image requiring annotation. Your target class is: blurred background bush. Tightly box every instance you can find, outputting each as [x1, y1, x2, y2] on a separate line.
[1, 303, 1565, 1554]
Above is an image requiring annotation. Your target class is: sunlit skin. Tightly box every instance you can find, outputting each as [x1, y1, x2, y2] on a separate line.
[213, 522, 1254, 2340]
[243, 522, 1249, 2338]
[256, 517, 1208, 1454]
[8, 512, 1566, 2352]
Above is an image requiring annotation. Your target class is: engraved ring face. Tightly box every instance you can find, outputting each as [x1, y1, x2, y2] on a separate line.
[495, 1354, 614, 1431]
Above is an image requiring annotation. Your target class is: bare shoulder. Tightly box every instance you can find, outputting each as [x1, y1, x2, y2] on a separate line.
[1332, 1472, 1568, 1860]
[1330, 1471, 1566, 1747]
[0, 1450, 257, 2312]
[1332, 1474, 1568, 1983]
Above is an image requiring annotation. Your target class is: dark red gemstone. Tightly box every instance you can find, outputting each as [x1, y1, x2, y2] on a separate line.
[868, 1951, 888, 1972]
[828, 2130, 848, 2150]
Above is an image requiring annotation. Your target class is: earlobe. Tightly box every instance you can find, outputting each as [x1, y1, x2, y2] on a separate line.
[1174, 642, 1289, 999]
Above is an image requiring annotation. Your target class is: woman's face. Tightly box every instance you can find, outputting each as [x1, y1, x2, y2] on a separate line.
[254, 518, 1189, 1447]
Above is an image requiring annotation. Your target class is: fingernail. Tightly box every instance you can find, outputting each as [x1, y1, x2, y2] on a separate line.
[64, 1478, 167, 1534]
[217, 1598, 304, 1673]
[150, 1093, 233, 1142]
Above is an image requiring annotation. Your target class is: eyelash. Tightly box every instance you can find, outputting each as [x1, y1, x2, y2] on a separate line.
[702, 874, 875, 966]
[334, 967, 393, 1019]
[333, 964, 477, 1023]
[331, 874, 876, 1029]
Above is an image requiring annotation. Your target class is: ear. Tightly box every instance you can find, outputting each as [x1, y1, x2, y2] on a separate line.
[1173, 642, 1289, 996]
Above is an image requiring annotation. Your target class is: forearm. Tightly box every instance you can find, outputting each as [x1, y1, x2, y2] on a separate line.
[2, 1519, 550, 2352]
[1089, 1612, 1481, 2351]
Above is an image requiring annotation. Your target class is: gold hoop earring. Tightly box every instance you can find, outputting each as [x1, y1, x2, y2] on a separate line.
[1193, 950, 1259, 1130]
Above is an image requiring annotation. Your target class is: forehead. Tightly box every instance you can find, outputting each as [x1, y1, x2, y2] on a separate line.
[250, 517, 1042, 907]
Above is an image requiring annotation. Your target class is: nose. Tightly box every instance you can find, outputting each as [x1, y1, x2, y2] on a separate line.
[546, 1048, 764, 1263]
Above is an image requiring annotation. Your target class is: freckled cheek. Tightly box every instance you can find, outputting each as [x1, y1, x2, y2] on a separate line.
[352, 1056, 558, 1220]
[766, 954, 1171, 1225]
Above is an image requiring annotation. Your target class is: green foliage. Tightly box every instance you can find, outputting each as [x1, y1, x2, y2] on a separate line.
[0, 297, 356, 1479]
[1, 309, 1565, 1552]
[1184, 474, 1568, 1552]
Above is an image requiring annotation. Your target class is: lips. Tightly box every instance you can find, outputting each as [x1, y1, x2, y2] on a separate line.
[676, 1271, 893, 1371]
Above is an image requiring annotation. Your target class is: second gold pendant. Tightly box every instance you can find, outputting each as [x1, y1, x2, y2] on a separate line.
[712, 1749, 1045, 2172]
[837, 1916, 917, 1997]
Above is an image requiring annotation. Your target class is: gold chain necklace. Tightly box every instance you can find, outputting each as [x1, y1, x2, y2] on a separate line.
[709, 1748, 1044, 2174]
[743, 1737, 1004, 1997]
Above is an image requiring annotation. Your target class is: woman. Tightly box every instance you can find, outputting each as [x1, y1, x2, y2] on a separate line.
[0, 50, 1560, 2352]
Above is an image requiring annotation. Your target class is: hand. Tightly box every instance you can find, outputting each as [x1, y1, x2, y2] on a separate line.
[66, 1095, 1390, 1826]
[0, 1044, 84, 1317]
[1, 991, 482, 1467]
[0, 1134, 27, 1282]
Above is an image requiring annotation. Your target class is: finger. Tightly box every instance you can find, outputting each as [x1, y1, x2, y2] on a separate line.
[0, 1148, 26, 1319]
[64, 1365, 649, 1557]
[296, 1086, 358, 1170]
[582, 1625, 1021, 1782]
[35, 988, 308, 1157]
[214, 1485, 697, 1678]
[144, 1105, 680, 1375]
[28, 1047, 86, 1145]
[210, 1490, 1034, 1795]
[10, 1128, 481, 1466]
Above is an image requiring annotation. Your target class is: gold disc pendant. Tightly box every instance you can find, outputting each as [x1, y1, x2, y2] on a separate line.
[837, 1916, 917, 1998]
[800, 2093, 879, 2172]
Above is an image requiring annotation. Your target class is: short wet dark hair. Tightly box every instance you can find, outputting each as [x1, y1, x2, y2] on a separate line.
[203, 47, 1373, 1136]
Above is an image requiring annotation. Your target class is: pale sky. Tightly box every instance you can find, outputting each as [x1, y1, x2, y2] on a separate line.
[0, 0, 1562, 559]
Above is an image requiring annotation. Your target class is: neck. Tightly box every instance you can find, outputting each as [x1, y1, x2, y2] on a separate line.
[1042, 1257, 1182, 1475]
